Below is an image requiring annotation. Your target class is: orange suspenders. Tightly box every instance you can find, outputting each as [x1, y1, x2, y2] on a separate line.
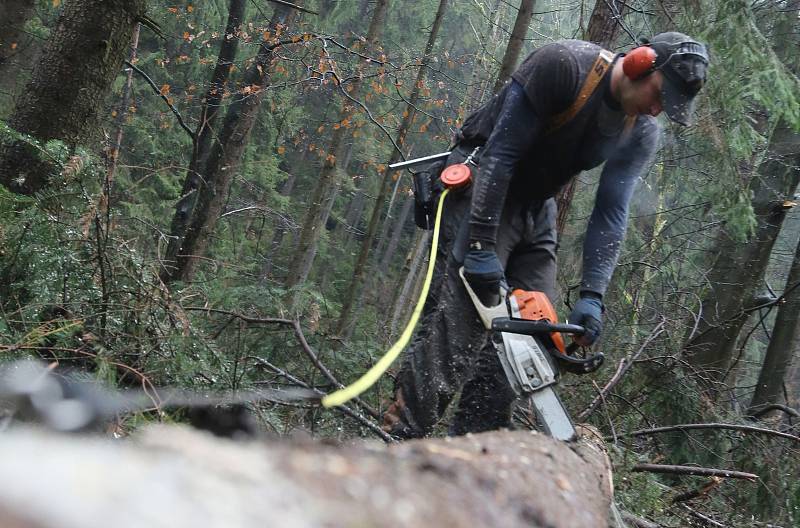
[546, 49, 635, 138]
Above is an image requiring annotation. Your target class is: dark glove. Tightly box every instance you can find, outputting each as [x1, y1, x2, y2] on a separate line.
[463, 248, 504, 307]
[568, 292, 604, 346]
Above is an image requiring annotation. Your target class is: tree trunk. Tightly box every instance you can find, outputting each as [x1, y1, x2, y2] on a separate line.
[683, 122, 800, 396]
[260, 167, 297, 281]
[584, 0, 628, 47]
[334, 0, 446, 334]
[284, 0, 391, 291]
[173, 4, 300, 282]
[104, 24, 141, 206]
[0, 0, 147, 194]
[748, 229, 800, 416]
[379, 194, 414, 273]
[160, 0, 247, 282]
[554, 0, 628, 235]
[389, 230, 431, 337]
[0, 426, 615, 528]
[491, 0, 535, 94]
[342, 184, 367, 246]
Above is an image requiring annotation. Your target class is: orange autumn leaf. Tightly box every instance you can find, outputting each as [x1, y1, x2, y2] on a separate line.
[277, 146, 286, 155]
[159, 84, 171, 96]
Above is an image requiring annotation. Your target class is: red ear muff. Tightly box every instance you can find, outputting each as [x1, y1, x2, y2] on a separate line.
[623, 46, 657, 80]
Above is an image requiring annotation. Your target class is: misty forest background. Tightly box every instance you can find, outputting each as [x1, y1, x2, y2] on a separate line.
[1, 0, 799, 526]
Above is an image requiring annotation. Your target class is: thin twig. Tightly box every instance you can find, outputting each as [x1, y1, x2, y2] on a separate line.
[616, 422, 800, 443]
[672, 477, 723, 503]
[619, 510, 660, 528]
[747, 403, 800, 419]
[124, 60, 195, 140]
[183, 307, 381, 420]
[680, 504, 727, 527]
[265, 0, 319, 15]
[633, 463, 759, 481]
[249, 356, 394, 443]
[579, 320, 665, 421]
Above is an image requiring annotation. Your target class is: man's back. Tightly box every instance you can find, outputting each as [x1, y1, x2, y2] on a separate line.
[459, 40, 660, 199]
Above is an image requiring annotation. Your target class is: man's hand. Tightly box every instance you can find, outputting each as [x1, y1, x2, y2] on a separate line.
[463, 249, 505, 307]
[568, 292, 604, 346]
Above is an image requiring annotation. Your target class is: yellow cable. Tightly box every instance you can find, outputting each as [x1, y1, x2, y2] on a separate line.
[322, 188, 450, 408]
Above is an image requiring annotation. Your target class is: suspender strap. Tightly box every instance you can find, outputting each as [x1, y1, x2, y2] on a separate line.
[548, 49, 615, 133]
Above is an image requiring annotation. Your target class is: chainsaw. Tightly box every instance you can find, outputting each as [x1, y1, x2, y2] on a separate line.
[460, 268, 604, 441]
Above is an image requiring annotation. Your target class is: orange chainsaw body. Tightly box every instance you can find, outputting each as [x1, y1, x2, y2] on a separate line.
[510, 290, 566, 354]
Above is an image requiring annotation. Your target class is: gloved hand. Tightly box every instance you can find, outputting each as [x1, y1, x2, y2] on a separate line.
[568, 292, 604, 346]
[463, 248, 505, 307]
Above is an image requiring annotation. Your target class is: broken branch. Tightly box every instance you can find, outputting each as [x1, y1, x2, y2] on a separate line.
[616, 422, 800, 443]
[634, 463, 758, 481]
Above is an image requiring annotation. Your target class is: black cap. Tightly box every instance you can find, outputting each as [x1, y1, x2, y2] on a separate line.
[649, 32, 709, 125]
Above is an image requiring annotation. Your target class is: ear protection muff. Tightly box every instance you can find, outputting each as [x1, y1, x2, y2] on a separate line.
[622, 46, 657, 80]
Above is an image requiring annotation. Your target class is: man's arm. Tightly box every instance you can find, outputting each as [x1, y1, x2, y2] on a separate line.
[467, 81, 542, 247]
[580, 119, 661, 297]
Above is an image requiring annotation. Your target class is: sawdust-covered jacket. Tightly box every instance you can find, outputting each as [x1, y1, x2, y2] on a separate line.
[458, 40, 661, 297]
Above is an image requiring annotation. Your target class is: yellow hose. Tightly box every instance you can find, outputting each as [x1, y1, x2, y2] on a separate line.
[322, 188, 450, 408]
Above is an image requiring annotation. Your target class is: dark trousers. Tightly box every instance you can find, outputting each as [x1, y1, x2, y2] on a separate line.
[392, 153, 558, 438]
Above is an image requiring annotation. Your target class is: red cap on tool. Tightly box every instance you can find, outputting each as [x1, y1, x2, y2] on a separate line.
[440, 164, 472, 189]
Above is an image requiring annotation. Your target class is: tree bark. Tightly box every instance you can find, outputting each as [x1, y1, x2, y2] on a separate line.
[748, 210, 800, 417]
[160, 0, 247, 282]
[259, 166, 297, 281]
[0, 426, 615, 528]
[0, 0, 147, 194]
[683, 122, 800, 395]
[492, 0, 536, 94]
[389, 230, 431, 337]
[334, 0, 446, 334]
[104, 24, 141, 208]
[746, 0, 800, 419]
[284, 0, 391, 291]
[173, 4, 300, 282]
[379, 194, 414, 273]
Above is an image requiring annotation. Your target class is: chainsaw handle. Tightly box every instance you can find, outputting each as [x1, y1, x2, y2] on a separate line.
[491, 318, 585, 336]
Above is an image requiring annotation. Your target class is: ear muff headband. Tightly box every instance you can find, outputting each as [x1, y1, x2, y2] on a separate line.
[623, 40, 710, 81]
[622, 46, 657, 80]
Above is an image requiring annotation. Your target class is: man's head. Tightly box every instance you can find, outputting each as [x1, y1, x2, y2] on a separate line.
[616, 32, 709, 125]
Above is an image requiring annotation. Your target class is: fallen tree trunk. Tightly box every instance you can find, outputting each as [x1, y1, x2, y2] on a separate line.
[0, 426, 614, 528]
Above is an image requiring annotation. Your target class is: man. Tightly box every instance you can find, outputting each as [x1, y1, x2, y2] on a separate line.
[384, 32, 709, 438]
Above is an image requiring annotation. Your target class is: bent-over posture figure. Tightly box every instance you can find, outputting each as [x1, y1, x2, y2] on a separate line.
[384, 32, 709, 438]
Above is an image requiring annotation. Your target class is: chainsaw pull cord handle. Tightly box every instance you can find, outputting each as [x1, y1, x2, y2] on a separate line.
[322, 188, 451, 408]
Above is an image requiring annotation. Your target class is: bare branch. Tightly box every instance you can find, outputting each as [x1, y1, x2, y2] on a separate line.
[249, 356, 394, 443]
[579, 319, 666, 421]
[264, 0, 318, 15]
[183, 306, 381, 420]
[633, 463, 759, 481]
[124, 60, 195, 140]
[616, 422, 800, 443]
[747, 403, 800, 419]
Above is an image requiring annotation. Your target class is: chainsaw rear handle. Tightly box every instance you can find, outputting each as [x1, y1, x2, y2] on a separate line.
[491, 318, 585, 336]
